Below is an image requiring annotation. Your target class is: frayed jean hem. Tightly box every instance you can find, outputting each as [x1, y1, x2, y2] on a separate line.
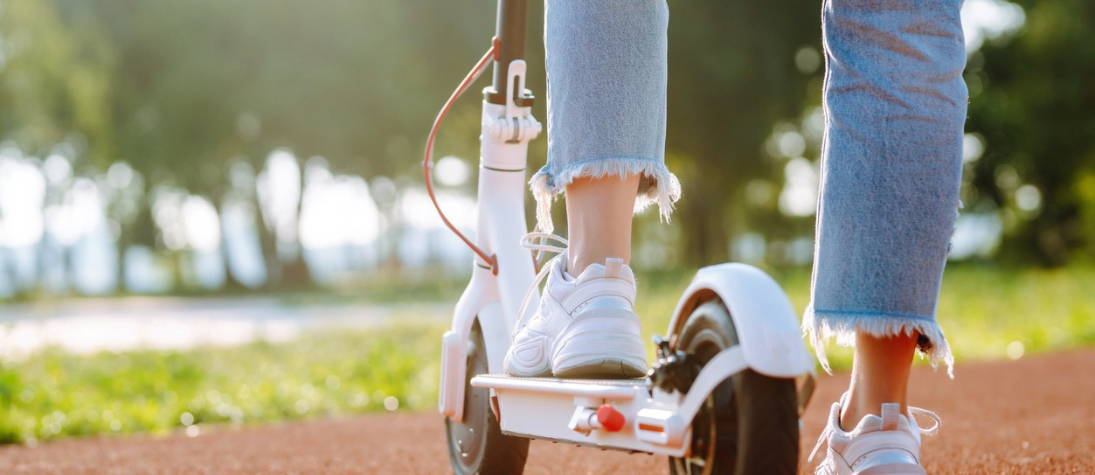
[529, 156, 681, 233]
[802, 305, 954, 378]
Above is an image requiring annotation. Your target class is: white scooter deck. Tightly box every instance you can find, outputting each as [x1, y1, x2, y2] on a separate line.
[471, 345, 753, 457]
[473, 373, 690, 456]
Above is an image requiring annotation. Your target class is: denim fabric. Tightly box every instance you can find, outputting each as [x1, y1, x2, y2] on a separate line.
[532, 0, 679, 234]
[540, 0, 967, 375]
[804, 0, 967, 376]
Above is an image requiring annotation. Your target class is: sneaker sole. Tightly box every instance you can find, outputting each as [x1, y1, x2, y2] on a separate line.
[553, 357, 647, 379]
[551, 308, 647, 379]
[855, 463, 927, 475]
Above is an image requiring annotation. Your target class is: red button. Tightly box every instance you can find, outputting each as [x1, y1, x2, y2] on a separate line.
[596, 404, 625, 432]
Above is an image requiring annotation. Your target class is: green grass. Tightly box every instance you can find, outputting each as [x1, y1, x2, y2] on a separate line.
[0, 323, 443, 445]
[634, 264, 1095, 370]
[0, 265, 1092, 445]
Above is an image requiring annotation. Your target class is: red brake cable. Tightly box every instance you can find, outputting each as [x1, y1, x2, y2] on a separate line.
[423, 39, 500, 274]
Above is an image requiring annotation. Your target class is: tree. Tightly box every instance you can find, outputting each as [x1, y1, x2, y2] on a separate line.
[0, 0, 114, 293]
[966, 0, 1095, 265]
[664, 1, 821, 265]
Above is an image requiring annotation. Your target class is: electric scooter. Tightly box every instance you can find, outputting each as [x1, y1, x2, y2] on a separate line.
[426, 2, 816, 473]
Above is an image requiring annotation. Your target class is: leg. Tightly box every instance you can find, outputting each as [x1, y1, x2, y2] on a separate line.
[565, 174, 640, 273]
[505, 0, 678, 379]
[531, 0, 679, 240]
[807, 2, 967, 469]
[806, 0, 968, 414]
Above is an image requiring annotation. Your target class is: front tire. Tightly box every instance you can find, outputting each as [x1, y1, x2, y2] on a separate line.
[445, 321, 529, 475]
[668, 300, 799, 475]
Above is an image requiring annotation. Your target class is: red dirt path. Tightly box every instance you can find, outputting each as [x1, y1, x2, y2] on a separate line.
[2, 350, 1092, 474]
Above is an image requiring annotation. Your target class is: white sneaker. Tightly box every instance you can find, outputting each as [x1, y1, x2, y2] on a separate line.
[810, 393, 941, 475]
[503, 252, 647, 379]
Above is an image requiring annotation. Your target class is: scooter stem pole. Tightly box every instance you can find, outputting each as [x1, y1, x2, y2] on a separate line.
[487, 0, 528, 105]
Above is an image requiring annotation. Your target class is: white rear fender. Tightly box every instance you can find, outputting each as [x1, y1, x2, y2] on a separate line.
[667, 263, 814, 378]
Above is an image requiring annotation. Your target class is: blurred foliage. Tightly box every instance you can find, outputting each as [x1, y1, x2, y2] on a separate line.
[0, 0, 1093, 297]
[665, 1, 821, 265]
[0, 0, 113, 164]
[634, 263, 1095, 368]
[0, 322, 441, 444]
[966, 0, 1095, 265]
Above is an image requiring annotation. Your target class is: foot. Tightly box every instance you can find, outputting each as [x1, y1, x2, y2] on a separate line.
[503, 254, 647, 379]
[810, 393, 940, 475]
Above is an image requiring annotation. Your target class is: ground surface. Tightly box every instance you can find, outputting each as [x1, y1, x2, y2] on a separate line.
[2, 350, 1092, 474]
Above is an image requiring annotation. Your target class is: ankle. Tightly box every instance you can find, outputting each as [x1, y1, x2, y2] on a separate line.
[840, 394, 907, 430]
[566, 254, 591, 276]
[840, 333, 916, 429]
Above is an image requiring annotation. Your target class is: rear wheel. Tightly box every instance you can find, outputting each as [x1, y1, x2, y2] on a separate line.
[668, 300, 799, 475]
[445, 321, 529, 475]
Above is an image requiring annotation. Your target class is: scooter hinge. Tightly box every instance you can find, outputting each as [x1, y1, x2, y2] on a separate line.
[481, 60, 542, 144]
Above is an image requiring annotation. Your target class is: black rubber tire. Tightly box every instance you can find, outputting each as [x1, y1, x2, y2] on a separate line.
[668, 300, 799, 475]
[445, 321, 529, 475]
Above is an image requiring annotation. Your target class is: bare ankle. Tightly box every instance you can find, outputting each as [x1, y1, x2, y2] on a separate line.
[839, 332, 917, 429]
[840, 393, 907, 430]
[566, 253, 594, 276]
[563, 174, 640, 276]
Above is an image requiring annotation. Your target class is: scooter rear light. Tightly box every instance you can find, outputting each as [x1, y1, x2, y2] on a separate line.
[635, 408, 686, 447]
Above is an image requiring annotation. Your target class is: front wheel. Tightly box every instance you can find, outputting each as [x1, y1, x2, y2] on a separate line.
[669, 300, 799, 475]
[445, 321, 529, 475]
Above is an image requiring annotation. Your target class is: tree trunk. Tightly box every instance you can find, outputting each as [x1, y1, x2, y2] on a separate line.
[214, 199, 249, 291]
[0, 247, 27, 298]
[115, 236, 129, 294]
[280, 161, 313, 289]
[678, 168, 733, 267]
[250, 185, 281, 289]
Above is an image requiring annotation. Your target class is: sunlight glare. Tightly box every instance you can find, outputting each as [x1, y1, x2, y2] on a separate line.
[778, 158, 818, 217]
[962, 0, 1025, 52]
[256, 149, 302, 243]
[0, 154, 47, 247]
[182, 195, 222, 251]
[299, 161, 381, 249]
[435, 156, 470, 187]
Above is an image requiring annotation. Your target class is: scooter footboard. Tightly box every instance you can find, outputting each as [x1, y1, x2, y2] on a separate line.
[472, 374, 691, 456]
[470, 345, 755, 456]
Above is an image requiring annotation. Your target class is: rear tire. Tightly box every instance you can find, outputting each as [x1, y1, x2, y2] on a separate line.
[668, 300, 799, 475]
[445, 320, 529, 475]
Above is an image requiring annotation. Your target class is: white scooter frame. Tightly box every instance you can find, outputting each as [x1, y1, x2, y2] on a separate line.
[431, 3, 815, 471]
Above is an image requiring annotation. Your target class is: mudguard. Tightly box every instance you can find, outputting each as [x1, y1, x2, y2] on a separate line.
[666, 263, 814, 378]
[438, 265, 512, 422]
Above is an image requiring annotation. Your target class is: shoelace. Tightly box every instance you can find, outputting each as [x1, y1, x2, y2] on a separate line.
[808, 400, 942, 466]
[513, 232, 569, 336]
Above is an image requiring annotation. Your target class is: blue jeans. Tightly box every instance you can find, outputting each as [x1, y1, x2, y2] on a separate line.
[537, 0, 966, 375]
